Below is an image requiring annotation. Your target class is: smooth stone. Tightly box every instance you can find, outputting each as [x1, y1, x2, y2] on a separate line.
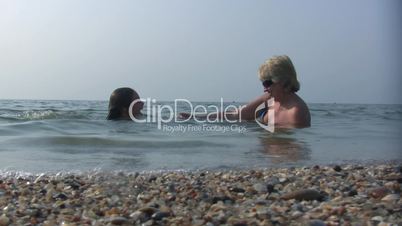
[372, 208, 388, 217]
[378, 223, 393, 226]
[146, 200, 160, 209]
[138, 207, 158, 216]
[384, 181, 400, 192]
[222, 174, 230, 180]
[309, 219, 326, 226]
[229, 187, 245, 193]
[152, 211, 171, 221]
[348, 189, 358, 196]
[130, 210, 142, 220]
[255, 199, 268, 206]
[43, 220, 57, 226]
[266, 184, 275, 193]
[105, 207, 120, 216]
[333, 165, 342, 172]
[279, 177, 287, 183]
[368, 187, 389, 199]
[216, 210, 228, 222]
[383, 175, 402, 183]
[256, 208, 270, 220]
[52, 200, 66, 209]
[371, 216, 383, 222]
[266, 177, 280, 185]
[267, 192, 280, 200]
[39, 189, 47, 195]
[108, 216, 128, 225]
[130, 211, 149, 223]
[143, 220, 154, 226]
[210, 202, 227, 212]
[232, 222, 248, 226]
[148, 176, 157, 182]
[291, 211, 303, 218]
[253, 183, 268, 193]
[60, 208, 74, 215]
[381, 194, 400, 202]
[82, 209, 98, 219]
[211, 196, 234, 204]
[34, 173, 45, 183]
[329, 206, 345, 216]
[167, 184, 175, 192]
[67, 181, 80, 190]
[291, 203, 304, 212]
[0, 215, 9, 226]
[281, 189, 323, 201]
[26, 208, 40, 217]
[53, 193, 68, 200]
[110, 195, 120, 205]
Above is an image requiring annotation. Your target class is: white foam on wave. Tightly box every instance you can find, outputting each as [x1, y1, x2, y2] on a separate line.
[17, 110, 58, 120]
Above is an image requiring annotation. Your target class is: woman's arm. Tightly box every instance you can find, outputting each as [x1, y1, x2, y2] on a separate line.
[179, 92, 271, 121]
[238, 92, 271, 121]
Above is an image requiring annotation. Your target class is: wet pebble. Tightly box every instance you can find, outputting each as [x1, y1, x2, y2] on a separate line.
[291, 211, 303, 218]
[266, 177, 280, 185]
[53, 193, 68, 200]
[211, 196, 234, 204]
[348, 189, 358, 196]
[130, 211, 149, 223]
[333, 165, 342, 172]
[148, 176, 157, 182]
[371, 215, 384, 222]
[138, 207, 158, 216]
[253, 183, 267, 193]
[0, 215, 10, 226]
[381, 194, 400, 202]
[108, 216, 128, 225]
[368, 187, 389, 199]
[309, 219, 326, 226]
[152, 211, 171, 221]
[266, 184, 275, 193]
[229, 187, 245, 193]
[383, 175, 402, 183]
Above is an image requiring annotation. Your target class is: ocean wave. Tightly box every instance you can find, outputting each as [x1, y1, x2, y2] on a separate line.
[0, 109, 96, 121]
[2, 136, 232, 149]
[18, 110, 58, 120]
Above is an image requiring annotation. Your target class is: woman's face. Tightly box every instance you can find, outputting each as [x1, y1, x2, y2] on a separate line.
[262, 79, 273, 93]
[263, 79, 284, 94]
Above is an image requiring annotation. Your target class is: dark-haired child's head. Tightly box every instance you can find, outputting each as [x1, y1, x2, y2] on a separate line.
[107, 87, 143, 120]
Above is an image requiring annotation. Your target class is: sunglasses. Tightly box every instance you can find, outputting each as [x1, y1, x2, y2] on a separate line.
[262, 80, 273, 88]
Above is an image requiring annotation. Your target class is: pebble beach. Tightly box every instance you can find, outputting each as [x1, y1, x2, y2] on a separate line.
[0, 163, 401, 226]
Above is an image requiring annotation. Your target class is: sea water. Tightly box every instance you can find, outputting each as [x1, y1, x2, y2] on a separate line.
[0, 99, 401, 173]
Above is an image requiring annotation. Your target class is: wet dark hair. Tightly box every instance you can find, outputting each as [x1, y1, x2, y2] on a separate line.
[107, 87, 139, 120]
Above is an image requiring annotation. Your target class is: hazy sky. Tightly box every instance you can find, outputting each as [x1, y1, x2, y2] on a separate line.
[1, 0, 401, 104]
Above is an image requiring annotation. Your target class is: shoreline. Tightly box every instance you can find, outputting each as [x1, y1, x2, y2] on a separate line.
[0, 163, 401, 225]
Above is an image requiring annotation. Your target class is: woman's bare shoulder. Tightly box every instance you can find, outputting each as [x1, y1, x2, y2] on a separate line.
[290, 94, 311, 127]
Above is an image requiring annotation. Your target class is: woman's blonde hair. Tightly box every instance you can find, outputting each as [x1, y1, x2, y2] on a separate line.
[258, 55, 300, 92]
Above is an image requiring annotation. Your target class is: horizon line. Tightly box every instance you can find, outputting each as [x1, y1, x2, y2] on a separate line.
[0, 98, 401, 105]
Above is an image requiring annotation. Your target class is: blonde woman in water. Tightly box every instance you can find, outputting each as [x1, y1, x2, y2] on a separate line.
[181, 55, 311, 128]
